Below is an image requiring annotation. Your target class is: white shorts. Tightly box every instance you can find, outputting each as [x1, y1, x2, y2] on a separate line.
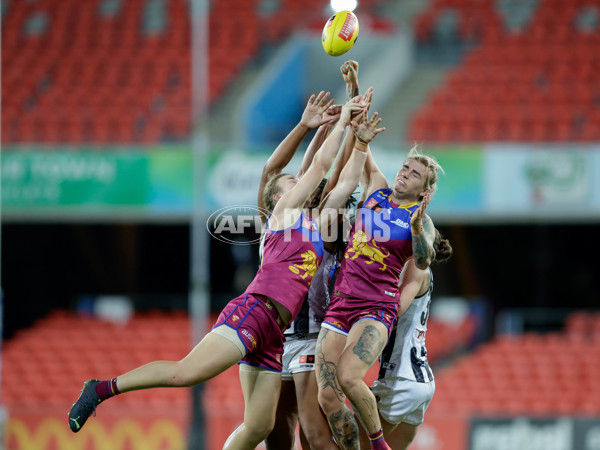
[281, 336, 318, 381]
[371, 377, 435, 426]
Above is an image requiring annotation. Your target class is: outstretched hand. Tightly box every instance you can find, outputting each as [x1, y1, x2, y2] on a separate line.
[341, 60, 359, 99]
[339, 95, 367, 127]
[362, 86, 373, 106]
[341, 60, 359, 85]
[411, 190, 431, 235]
[322, 104, 342, 126]
[300, 91, 336, 129]
[351, 109, 386, 145]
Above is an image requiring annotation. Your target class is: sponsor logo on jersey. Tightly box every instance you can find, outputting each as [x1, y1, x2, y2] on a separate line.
[241, 329, 257, 349]
[390, 218, 410, 229]
[384, 290, 395, 297]
[232, 315, 239, 322]
[302, 218, 316, 231]
[365, 198, 378, 209]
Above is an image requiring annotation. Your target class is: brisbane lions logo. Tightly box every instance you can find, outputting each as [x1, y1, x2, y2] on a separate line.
[345, 230, 390, 271]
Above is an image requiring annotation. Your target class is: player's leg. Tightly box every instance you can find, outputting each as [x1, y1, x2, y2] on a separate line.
[385, 379, 434, 450]
[337, 319, 389, 447]
[316, 327, 360, 449]
[299, 424, 309, 450]
[265, 379, 299, 450]
[224, 366, 282, 449]
[294, 370, 337, 449]
[117, 332, 243, 391]
[68, 331, 243, 432]
[358, 395, 401, 450]
[358, 420, 370, 450]
[358, 417, 397, 450]
[385, 422, 417, 450]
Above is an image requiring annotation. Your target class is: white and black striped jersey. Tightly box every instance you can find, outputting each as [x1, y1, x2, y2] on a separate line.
[285, 249, 336, 335]
[378, 269, 434, 383]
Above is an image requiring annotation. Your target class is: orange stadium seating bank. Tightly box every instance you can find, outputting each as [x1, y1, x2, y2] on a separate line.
[1, 308, 472, 449]
[1, 0, 259, 144]
[431, 311, 600, 417]
[1, 0, 389, 145]
[2, 311, 193, 450]
[409, 0, 600, 143]
[411, 311, 600, 450]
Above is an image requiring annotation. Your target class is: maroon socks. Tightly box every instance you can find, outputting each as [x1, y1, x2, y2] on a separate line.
[368, 429, 390, 450]
[95, 378, 120, 401]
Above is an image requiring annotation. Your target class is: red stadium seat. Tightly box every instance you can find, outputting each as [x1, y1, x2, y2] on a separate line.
[410, 0, 600, 143]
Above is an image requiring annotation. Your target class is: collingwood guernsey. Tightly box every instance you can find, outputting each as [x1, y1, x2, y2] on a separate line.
[379, 269, 434, 383]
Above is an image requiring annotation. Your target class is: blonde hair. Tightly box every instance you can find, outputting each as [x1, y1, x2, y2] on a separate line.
[405, 143, 444, 198]
[262, 173, 288, 213]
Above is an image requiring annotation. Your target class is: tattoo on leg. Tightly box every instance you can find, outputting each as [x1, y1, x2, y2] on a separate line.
[329, 407, 359, 450]
[349, 400, 367, 429]
[352, 325, 384, 366]
[316, 328, 328, 350]
[361, 397, 378, 431]
[316, 330, 346, 403]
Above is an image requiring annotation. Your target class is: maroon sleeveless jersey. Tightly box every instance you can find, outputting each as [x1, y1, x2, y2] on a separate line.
[246, 212, 325, 320]
[334, 189, 418, 303]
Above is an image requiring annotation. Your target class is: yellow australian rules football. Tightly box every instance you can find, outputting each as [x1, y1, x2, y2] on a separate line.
[322, 10, 359, 56]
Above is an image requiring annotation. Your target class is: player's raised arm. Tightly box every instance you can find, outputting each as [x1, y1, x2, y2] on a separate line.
[297, 104, 342, 178]
[257, 91, 334, 222]
[361, 144, 389, 200]
[397, 258, 429, 316]
[411, 191, 436, 269]
[322, 88, 373, 202]
[321, 62, 368, 199]
[320, 107, 385, 221]
[341, 60, 360, 101]
[270, 97, 365, 228]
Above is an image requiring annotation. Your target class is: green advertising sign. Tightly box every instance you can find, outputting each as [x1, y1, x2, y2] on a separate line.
[1, 147, 193, 219]
[428, 148, 484, 215]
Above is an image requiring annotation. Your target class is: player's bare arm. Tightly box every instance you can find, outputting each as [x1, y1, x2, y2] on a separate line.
[341, 60, 360, 100]
[258, 91, 334, 220]
[397, 258, 429, 316]
[321, 115, 357, 199]
[320, 103, 383, 223]
[320, 79, 372, 199]
[361, 145, 388, 199]
[411, 192, 436, 269]
[298, 103, 342, 177]
[322, 59, 366, 200]
[271, 97, 365, 226]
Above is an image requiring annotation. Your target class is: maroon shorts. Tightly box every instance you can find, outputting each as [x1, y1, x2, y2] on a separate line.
[213, 293, 286, 372]
[322, 292, 398, 337]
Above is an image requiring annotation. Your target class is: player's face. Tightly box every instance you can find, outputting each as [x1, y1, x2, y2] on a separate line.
[392, 159, 427, 200]
[277, 175, 299, 197]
